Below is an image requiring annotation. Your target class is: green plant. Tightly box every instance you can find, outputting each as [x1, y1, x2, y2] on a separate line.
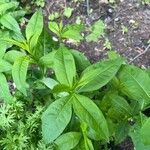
[1, 10, 150, 150]
[142, 0, 150, 5]
[121, 25, 128, 34]
[104, 38, 112, 50]
[33, 0, 45, 7]
[49, 12, 60, 21]
[86, 20, 105, 42]
[48, 21, 84, 42]
[63, 7, 73, 18]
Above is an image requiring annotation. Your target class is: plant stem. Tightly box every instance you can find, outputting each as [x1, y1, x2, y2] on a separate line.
[129, 44, 150, 64]
[86, 0, 90, 15]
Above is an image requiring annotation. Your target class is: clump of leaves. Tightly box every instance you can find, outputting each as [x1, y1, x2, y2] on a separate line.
[0, 10, 150, 150]
[0, 99, 44, 149]
[86, 20, 105, 42]
[142, 0, 150, 5]
[63, 7, 73, 18]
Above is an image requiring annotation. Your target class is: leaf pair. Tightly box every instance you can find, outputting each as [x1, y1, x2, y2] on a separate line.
[42, 94, 109, 144]
[12, 56, 30, 96]
[26, 10, 43, 51]
[3, 11, 44, 96]
[42, 47, 124, 145]
[49, 22, 84, 42]
[5, 10, 43, 55]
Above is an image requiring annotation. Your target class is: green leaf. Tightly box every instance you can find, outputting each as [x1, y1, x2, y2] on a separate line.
[130, 124, 150, 150]
[0, 59, 12, 73]
[76, 58, 123, 92]
[33, 28, 58, 59]
[110, 94, 132, 117]
[80, 123, 94, 150]
[141, 118, 150, 145]
[115, 121, 130, 143]
[41, 77, 58, 89]
[0, 73, 13, 103]
[63, 7, 73, 18]
[54, 47, 76, 87]
[108, 51, 120, 59]
[0, 2, 18, 15]
[4, 50, 25, 63]
[4, 39, 29, 52]
[71, 49, 91, 73]
[42, 96, 72, 144]
[39, 50, 56, 67]
[11, 10, 26, 19]
[52, 84, 70, 94]
[73, 94, 109, 141]
[0, 31, 9, 58]
[86, 20, 105, 42]
[26, 10, 43, 48]
[12, 56, 29, 96]
[118, 65, 150, 108]
[48, 21, 60, 36]
[84, 137, 94, 150]
[62, 24, 84, 42]
[0, 40, 7, 58]
[55, 132, 81, 150]
[0, 13, 21, 34]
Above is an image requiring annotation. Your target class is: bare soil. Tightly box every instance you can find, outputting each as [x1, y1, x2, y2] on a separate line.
[44, 0, 150, 68]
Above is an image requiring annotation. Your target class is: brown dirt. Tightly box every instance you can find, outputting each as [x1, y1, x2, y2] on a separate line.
[44, 0, 150, 68]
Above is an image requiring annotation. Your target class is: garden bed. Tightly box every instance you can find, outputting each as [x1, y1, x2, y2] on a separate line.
[0, 0, 150, 150]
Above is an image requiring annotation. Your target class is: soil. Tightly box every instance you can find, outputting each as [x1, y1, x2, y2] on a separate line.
[43, 0, 150, 149]
[44, 0, 150, 68]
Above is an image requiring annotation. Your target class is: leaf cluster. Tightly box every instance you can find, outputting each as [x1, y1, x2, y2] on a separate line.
[0, 8, 150, 150]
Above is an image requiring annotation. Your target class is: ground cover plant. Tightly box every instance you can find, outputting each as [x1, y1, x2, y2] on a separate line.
[0, 1, 150, 150]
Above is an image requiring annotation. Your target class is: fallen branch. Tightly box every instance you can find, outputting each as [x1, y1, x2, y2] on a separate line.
[129, 44, 150, 64]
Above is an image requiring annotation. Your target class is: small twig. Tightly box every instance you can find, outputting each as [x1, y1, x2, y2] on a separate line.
[129, 44, 150, 64]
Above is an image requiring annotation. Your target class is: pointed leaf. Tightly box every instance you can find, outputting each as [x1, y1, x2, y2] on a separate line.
[0, 2, 18, 15]
[26, 10, 43, 48]
[115, 121, 130, 143]
[0, 59, 12, 73]
[0, 31, 9, 58]
[55, 132, 81, 150]
[111, 94, 132, 117]
[12, 56, 29, 96]
[33, 28, 58, 59]
[130, 125, 150, 150]
[73, 94, 109, 141]
[118, 65, 150, 107]
[54, 47, 76, 86]
[4, 39, 29, 52]
[41, 77, 58, 89]
[71, 49, 91, 73]
[0, 13, 21, 34]
[77, 58, 123, 92]
[141, 118, 150, 145]
[48, 21, 60, 36]
[84, 137, 94, 150]
[0, 73, 13, 103]
[42, 96, 72, 144]
[4, 50, 25, 63]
